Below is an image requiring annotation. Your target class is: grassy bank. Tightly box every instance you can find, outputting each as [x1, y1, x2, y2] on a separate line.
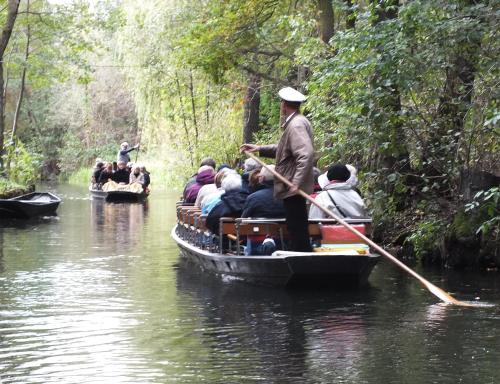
[0, 177, 31, 199]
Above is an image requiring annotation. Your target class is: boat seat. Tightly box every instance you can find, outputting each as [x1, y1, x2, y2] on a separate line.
[234, 219, 286, 255]
[219, 218, 238, 253]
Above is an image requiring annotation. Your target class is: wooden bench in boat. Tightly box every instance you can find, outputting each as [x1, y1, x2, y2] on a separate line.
[176, 201, 373, 254]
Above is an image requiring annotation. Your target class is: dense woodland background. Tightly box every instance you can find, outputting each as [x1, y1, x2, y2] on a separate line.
[0, 0, 498, 267]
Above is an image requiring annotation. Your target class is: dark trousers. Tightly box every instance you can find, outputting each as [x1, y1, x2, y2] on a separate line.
[283, 195, 312, 252]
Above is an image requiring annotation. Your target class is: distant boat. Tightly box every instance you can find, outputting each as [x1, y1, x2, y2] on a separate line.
[0, 192, 61, 219]
[89, 186, 149, 203]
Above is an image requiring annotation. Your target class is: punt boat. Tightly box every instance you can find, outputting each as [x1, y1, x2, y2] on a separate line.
[172, 204, 380, 287]
[0, 192, 61, 219]
[89, 186, 149, 202]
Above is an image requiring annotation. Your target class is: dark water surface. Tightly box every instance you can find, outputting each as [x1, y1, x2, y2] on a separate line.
[0, 184, 499, 383]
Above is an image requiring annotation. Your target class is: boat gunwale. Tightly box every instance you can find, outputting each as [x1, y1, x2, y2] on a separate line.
[171, 224, 380, 262]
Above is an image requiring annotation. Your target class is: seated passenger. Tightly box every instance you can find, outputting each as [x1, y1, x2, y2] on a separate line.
[111, 161, 130, 184]
[91, 161, 104, 188]
[247, 168, 266, 194]
[241, 158, 262, 192]
[184, 165, 215, 203]
[129, 165, 145, 185]
[195, 168, 230, 207]
[98, 162, 114, 186]
[206, 174, 248, 234]
[242, 165, 285, 218]
[140, 165, 151, 190]
[242, 165, 285, 255]
[182, 157, 216, 198]
[309, 164, 367, 219]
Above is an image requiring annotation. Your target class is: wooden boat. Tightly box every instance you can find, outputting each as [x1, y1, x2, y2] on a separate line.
[172, 204, 380, 287]
[0, 192, 61, 219]
[89, 186, 149, 202]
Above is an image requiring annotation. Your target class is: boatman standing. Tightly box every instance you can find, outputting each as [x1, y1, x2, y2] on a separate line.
[240, 87, 314, 252]
[117, 142, 140, 164]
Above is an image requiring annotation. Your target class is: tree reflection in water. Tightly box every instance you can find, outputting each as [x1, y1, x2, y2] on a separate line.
[90, 200, 149, 250]
[175, 262, 375, 382]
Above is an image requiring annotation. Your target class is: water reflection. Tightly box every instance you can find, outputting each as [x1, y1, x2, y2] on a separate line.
[0, 228, 4, 274]
[90, 200, 149, 250]
[175, 262, 375, 382]
[1, 186, 500, 383]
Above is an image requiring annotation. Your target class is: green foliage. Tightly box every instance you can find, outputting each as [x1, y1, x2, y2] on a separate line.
[0, 177, 25, 197]
[2, 141, 41, 186]
[465, 188, 500, 237]
[405, 219, 445, 259]
[67, 167, 92, 186]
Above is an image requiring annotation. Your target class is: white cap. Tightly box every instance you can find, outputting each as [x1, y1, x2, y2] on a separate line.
[278, 87, 306, 103]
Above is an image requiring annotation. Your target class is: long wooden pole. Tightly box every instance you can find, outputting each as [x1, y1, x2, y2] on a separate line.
[245, 151, 476, 307]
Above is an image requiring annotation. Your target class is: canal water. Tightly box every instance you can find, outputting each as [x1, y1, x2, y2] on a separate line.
[0, 184, 499, 383]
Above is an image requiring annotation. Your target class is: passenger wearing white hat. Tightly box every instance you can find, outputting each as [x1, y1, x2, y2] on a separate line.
[117, 141, 140, 164]
[240, 86, 314, 252]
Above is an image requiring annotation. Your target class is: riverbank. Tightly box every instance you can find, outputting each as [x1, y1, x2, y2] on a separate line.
[0, 178, 32, 199]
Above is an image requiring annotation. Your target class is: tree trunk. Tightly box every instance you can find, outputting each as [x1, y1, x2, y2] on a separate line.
[346, 0, 355, 29]
[175, 73, 194, 167]
[0, 0, 21, 169]
[11, 0, 30, 143]
[317, 0, 334, 44]
[242, 73, 261, 143]
[188, 71, 198, 146]
[205, 82, 210, 124]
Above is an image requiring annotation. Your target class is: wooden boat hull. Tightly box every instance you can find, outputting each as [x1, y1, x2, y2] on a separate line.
[0, 192, 61, 219]
[89, 188, 148, 202]
[172, 225, 379, 287]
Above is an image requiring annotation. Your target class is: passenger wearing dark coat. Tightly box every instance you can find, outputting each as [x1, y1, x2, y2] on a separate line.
[112, 162, 130, 184]
[98, 170, 113, 184]
[241, 181, 285, 218]
[206, 190, 249, 234]
[241, 166, 284, 255]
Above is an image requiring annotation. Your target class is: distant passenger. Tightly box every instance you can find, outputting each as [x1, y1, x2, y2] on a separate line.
[309, 164, 367, 219]
[112, 161, 130, 184]
[117, 142, 139, 164]
[206, 174, 248, 234]
[98, 163, 114, 185]
[140, 165, 151, 190]
[91, 161, 104, 188]
[129, 165, 145, 185]
[184, 165, 215, 203]
[183, 157, 216, 197]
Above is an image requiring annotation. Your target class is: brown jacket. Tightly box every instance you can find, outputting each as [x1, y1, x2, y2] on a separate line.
[259, 113, 314, 199]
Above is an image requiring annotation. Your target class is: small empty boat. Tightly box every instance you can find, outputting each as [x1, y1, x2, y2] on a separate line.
[0, 192, 61, 219]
